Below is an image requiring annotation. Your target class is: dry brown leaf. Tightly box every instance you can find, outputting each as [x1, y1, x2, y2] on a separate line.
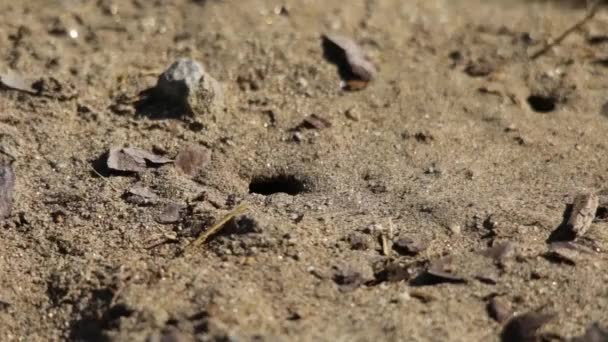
[107, 147, 172, 173]
[175, 145, 211, 176]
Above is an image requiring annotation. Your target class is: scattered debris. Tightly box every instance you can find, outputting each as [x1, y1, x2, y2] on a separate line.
[106, 147, 173, 173]
[500, 312, 554, 342]
[332, 265, 369, 292]
[487, 296, 512, 323]
[545, 241, 594, 265]
[393, 237, 428, 256]
[530, 0, 603, 60]
[0, 299, 10, 311]
[0, 73, 77, 100]
[293, 114, 332, 131]
[145, 232, 179, 249]
[155, 58, 223, 114]
[156, 202, 184, 224]
[409, 290, 436, 303]
[372, 260, 417, 284]
[344, 107, 359, 121]
[481, 242, 515, 263]
[347, 232, 370, 250]
[464, 58, 495, 77]
[31, 77, 78, 101]
[175, 145, 211, 176]
[0, 164, 15, 219]
[423, 258, 468, 284]
[0, 71, 36, 94]
[448, 223, 462, 235]
[123, 184, 159, 206]
[572, 323, 608, 342]
[321, 34, 377, 91]
[566, 193, 598, 239]
[186, 203, 248, 251]
[600, 101, 608, 119]
[381, 233, 391, 256]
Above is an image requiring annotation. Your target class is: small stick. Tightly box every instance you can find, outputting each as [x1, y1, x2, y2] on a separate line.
[90, 166, 119, 192]
[531, 0, 603, 60]
[186, 203, 248, 251]
[381, 234, 390, 256]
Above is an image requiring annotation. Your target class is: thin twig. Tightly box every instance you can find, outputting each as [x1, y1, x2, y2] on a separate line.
[381, 233, 390, 256]
[186, 203, 248, 252]
[531, 0, 603, 60]
[90, 166, 119, 192]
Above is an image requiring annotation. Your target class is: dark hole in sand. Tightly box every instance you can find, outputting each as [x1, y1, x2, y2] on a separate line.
[527, 95, 556, 113]
[249, 174, 307, 196]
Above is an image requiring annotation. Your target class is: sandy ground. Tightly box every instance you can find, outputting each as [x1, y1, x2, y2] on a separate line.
[1, 0, 608, 341]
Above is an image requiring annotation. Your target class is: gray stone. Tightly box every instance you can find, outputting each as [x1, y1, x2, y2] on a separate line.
[157, 58, 204, 101]
[156, 58, 223, 114]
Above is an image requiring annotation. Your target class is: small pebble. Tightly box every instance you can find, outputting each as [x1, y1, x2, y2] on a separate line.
[156, 58, 204, 102]
[156, 58, 223, 114]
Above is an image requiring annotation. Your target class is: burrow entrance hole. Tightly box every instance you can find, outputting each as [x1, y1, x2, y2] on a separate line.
[527, 95, 557, 113]
[248, 174, 309, 196]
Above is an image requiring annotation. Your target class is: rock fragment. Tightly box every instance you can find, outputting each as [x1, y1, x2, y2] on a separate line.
[500, 313, 554, 342]
[481, 242, 515, 263]
[424, 258, 467, 284]
[487, 296, 512, 323]
[546, 241, 594, 265]
[293, 114, 331, 131]
[565, 193, 598, 238]
[156, 202, 184, 224]
[155, 58, 222, 114]
[572, 323, 608, 342]
[0, 71, 36, 94]
[123, 184, 159, 206]
[393, 237, 427, 256]
[321, 34, 377, 91]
